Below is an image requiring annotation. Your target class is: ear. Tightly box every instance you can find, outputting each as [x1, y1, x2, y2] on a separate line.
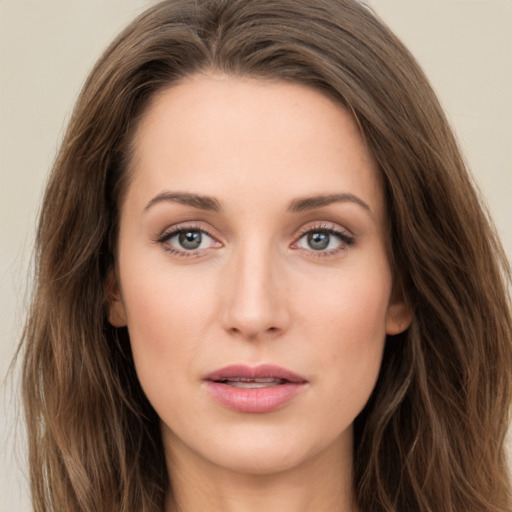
[105, 268, 127, 328]
[385, 285, 413, 336]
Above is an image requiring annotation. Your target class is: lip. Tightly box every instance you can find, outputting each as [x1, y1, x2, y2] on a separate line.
[203, 364, 308, 413]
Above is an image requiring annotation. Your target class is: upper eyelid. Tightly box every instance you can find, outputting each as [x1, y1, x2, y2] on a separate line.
[292, 222, 355, 250]
[293, 221, 352, 237]
[156, 225, 220, 257]
[157, 223, 216, 240]
[154, 221, 353, 247]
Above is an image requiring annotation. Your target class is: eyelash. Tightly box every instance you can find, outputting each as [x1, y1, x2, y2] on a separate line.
[154, 222, 355, 258]
[292, 223, 355, 257]
[155, 223, 218, 257]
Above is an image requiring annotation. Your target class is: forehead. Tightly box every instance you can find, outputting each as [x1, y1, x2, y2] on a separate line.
[126, 73, 384, 218]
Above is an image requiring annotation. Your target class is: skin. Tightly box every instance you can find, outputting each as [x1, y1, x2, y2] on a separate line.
[108, 74, 412, 512]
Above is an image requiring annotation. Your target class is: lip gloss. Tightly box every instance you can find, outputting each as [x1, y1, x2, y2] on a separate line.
[203, 364, 308, 413]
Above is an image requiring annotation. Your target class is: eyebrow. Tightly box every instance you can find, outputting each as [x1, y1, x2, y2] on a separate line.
[287, 193, 371, 213]
[144, 191, 371, 215]
[144, 191, 222, 212]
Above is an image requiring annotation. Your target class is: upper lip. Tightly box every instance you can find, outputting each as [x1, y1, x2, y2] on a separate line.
[204, 364, 308, 383]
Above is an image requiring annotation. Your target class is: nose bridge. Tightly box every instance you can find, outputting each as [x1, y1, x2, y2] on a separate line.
[222, 237, 287, 339]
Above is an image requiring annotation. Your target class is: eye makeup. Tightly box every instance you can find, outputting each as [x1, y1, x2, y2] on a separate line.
[152, 219, 355, 260]
[154, 223, 222, 258]
[291, 222, 355, 258]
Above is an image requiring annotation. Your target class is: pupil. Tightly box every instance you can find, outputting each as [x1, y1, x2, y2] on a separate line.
[307, 231, 329, 250]
[179, 230, 202, 250]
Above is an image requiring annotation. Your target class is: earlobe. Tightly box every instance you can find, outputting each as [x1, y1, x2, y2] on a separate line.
[386, 300, 413, 335]
[385, 285, 413, 335]
[109, 298, 128, 328]
[105, 269, 127, 328]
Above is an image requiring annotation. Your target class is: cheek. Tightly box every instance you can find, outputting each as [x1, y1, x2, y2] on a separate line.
[297, 259, 392, 344]
[295, 259, 391, 401]
[118, 258, 219, 388]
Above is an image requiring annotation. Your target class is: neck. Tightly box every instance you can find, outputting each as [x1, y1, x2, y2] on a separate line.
[163, 430, 358, 512]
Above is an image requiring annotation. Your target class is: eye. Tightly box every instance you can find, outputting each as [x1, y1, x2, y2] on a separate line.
[293, 225, 354, 255]
[303, 231, 334, 251]
[174, 230, 207, 250]
[158, 226, 220, 255]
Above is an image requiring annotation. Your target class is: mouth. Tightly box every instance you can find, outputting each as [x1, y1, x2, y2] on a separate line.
[216, 377, 287, 388]
[204, 363, 307, 383]
[203, 364, 308, 413]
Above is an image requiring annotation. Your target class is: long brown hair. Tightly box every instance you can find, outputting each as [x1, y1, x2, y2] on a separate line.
[20, 0, 511, 510]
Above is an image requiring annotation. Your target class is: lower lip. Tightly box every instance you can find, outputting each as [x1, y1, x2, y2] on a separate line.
[204, 381, 306, 413]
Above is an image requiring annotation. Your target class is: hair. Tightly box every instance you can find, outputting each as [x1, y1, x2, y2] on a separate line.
[19, 0, 511, 511]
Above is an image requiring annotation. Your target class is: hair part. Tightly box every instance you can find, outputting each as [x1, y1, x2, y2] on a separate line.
[20, 1, 511, 511]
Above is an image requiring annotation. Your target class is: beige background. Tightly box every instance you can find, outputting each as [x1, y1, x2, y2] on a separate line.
[1, 1, 511, 510]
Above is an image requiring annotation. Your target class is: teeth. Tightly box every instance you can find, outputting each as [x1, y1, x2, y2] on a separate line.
[224, 377, 282, 383]
[221, 377, 285, 388]
[226, 381, 279, 388]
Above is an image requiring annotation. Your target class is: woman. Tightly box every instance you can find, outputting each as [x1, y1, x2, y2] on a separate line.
[20, 0, 512, 511]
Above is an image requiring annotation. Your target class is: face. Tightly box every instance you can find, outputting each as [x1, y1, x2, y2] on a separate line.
[109, 74, 411, 476]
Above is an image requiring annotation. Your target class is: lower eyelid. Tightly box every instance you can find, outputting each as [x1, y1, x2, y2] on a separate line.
[155, 223, 353, 257]
[291, 226, 355, 253]
[156, 225, 223, 256]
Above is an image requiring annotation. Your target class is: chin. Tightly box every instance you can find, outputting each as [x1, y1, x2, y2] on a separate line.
[164, 419, 351, 477]
[212, 441, 308, 475]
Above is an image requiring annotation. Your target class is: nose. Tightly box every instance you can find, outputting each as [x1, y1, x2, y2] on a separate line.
[220, 243, 290, 341]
